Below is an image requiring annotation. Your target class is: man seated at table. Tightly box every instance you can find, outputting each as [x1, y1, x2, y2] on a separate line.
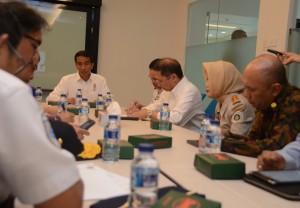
[46, 50, 111, 104]
[128, 58, 205, 133]
[0, 2, 83, 207]
[127, 58, 163, 112]
[221, 54, 300, 157]
[257, 134, 300, 170]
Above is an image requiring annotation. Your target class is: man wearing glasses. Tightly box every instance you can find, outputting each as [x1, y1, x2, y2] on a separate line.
[129, 58, 205, 133]
[0, 2, 83, 208]
[127, 58, 163, 112]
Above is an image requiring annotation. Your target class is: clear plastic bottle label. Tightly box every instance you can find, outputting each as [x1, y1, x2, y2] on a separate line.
[132, 167, 158, 188]
[104, 130, 120, 139]
[160, 111, 169, 121]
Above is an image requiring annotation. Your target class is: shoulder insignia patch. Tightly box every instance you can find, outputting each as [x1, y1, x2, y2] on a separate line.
[232, 105, 246, 113]
[231, 95, 241, 105]
[231, 111, 244, 123]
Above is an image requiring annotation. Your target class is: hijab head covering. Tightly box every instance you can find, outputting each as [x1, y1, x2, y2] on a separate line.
[202, 60, 244, 102]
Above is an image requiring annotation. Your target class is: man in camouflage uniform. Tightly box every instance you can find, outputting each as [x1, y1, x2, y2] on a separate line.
[221, 54, 300, 157]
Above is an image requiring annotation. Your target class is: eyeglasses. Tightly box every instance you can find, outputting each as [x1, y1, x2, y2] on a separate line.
[148, 75, 159, 82]
[24, 34, 41, 50]
[7, 41, 33, 74]
[156, 75, 172, 83]
[148, 75, 172, 83]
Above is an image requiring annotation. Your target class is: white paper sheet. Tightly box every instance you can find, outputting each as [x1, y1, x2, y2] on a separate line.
[77, 163, 130, 200]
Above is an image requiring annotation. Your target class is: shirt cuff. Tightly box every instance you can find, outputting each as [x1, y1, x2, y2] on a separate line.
[276, 150, 296, 170]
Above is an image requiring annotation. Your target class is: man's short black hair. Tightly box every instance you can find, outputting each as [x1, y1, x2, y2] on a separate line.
[6, 1, 47, 37]
[149, 58, 161, 69]
[152, 58, 183, 78]
[74, 50, 94, 63]
[0, 2, 22, 49]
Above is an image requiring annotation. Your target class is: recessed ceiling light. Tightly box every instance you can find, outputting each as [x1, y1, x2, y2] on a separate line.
[206, 24, 237, 29]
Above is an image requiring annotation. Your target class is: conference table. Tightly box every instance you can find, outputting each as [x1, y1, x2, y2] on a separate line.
[16, 109, 299, 208]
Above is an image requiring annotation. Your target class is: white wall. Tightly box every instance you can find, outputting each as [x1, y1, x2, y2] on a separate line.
[256, 0, 296, 55]
[297, 0, 300, 18]
[97, 0, 194, 107]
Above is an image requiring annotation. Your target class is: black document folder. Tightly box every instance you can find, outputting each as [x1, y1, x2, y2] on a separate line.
[244, 171, 300, 201]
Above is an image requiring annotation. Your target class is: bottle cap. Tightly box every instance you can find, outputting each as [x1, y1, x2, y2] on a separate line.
[138, 143, 154, 152]
[163, 102, 168, 106]
[60, 94, 66, 97]
[108, 115, 118, 120]
[82, 98, 88, 102]
[98, 94, 102, 96]
[210, 120, 220, 126]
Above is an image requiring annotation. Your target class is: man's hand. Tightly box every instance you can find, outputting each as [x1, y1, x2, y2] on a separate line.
[130, 109, 148, 119]
[70, 124, 90, 140]
[42, 104, 59, 116]
[279, 51, 300, 65]
[59, 111, 75, 123]
[257, 150, 286, 170]
[126, 100, 144, 115]
[67, 97, 76, 105]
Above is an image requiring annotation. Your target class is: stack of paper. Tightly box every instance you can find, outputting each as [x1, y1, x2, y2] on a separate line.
[77, 163, 130, 200]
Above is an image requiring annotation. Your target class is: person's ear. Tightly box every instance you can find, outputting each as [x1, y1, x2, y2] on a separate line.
[271, 83, 282, 97]
[0, 34, 9, 47]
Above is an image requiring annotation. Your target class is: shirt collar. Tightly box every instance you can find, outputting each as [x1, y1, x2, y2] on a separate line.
[75, 72, 92, 82]
[171, 76, 186, 96]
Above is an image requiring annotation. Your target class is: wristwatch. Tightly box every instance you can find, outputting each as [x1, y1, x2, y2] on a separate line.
[146, 110, 152, 119]
[57, 108, 62, 116]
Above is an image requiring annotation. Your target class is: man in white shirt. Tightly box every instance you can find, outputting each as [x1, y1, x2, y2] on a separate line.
[46, 50, 110, 104]
[127, 58, 163, 111]
[129, 58, 205, 133]
[0, 2, 83, 207]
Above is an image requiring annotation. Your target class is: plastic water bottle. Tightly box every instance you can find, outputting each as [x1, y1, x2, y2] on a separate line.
[35, 87, 43, 103]
[75, 89, 82, 107]
[96, 93, 105, 111]
[59, 94, 67, 112]
[199, 114, 212, 153]
[104, 91, 112, 109]
[129, 143, 159, 208]
[103, 115, 120, 162]
[205, 120, 222, 153]
[159, 102, 170, 131]
[79, 98, 90, 123]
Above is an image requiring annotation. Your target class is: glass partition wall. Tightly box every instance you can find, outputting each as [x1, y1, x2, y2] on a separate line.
[185, 0, 260, 108]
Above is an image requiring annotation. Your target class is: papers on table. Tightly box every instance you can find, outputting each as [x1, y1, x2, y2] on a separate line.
[77, 163, 130, 200]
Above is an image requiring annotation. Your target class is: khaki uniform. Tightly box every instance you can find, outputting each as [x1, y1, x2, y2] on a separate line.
[221, 84, 300, 157]
[217, 93, 254, 136]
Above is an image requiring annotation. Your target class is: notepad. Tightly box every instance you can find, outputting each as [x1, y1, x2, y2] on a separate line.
[77, 163, 130, 200]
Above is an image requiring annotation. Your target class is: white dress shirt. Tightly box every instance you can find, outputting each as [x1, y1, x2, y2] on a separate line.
[46, 72, 110, 102]
[151, 88, 162, 103]
[145, 77, 204, 133]
[0, 69, 80, 204]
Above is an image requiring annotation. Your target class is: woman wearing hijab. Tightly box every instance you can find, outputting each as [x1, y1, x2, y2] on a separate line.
[202, 60, 255, 137]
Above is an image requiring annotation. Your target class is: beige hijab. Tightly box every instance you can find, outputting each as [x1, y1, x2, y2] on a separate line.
[202, 60, 244, 102]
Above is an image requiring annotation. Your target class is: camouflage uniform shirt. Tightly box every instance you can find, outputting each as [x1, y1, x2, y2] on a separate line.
[221, 84, 300, 157]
